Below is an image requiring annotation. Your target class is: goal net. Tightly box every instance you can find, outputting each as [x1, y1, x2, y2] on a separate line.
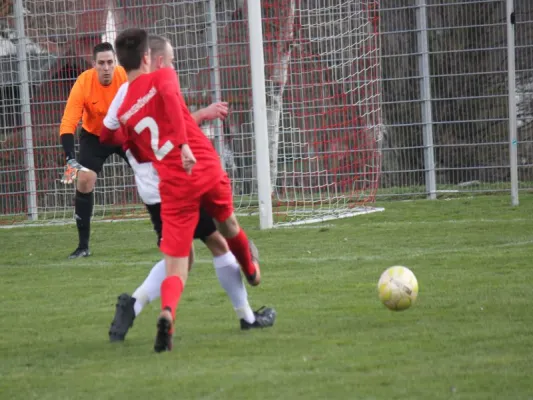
[0, 0, 382, 227]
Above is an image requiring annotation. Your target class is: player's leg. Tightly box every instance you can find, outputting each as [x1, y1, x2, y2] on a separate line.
[195, 210, 255, 323]
[109, 201, 172, 343]
[194, 207, 275, 328]
[69, 130, 108, 259]
[71, 141, 130, 260]
[154, 194, 199, 352]
[111, 208, 225, 333]
[108, 256, 166, 342]
[216, 214, 260, 283]
[133, 207, 203, 316]
[155, 258, 189, 353]
[109, 203, 272, 342]
[130, 202, 164, 316]
[201, 175, 261, 286]
[204, 232, 275, 328]
[197, 205, 276, 328]
[134, 202, 187, 313]
[109, 242, 195, 343]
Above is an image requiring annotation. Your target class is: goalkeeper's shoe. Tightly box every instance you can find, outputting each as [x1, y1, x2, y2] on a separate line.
[154, 309, 174, 353]
[240, 306, 276, 330]
[109, 293, 136, 342]
[68, 247, 91, 259]
[245, 239, 261, 286]
[61, 159, 90, 184]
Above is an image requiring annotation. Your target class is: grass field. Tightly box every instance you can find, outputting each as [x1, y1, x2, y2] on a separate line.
[1, 195, 533, 399]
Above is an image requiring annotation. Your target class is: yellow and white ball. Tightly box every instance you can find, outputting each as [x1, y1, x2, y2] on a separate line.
[378, 266, 419, 311]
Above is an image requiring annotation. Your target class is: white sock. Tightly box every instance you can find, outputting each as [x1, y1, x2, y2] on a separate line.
[213, 252, 255, 324]
[132, 259, 166, 316]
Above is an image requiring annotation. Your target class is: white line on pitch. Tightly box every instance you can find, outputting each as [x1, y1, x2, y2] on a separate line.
[2, 239, 532, 269]
[355, 218, 531, 226]
[1, 217, 530, 231]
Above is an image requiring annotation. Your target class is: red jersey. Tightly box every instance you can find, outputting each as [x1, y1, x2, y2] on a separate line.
[116, 68, 224, 198]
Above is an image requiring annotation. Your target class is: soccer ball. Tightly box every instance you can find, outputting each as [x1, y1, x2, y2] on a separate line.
[377, 266, 419, 311]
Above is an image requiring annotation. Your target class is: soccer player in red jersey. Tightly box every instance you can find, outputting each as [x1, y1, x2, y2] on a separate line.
[101, 35, 275, 343]
[112, 28, 263, 352]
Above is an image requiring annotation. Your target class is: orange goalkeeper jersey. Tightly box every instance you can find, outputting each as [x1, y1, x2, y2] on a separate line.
[59, 66, 127, 137]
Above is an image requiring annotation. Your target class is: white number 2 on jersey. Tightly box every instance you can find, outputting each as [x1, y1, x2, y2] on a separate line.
[134, 117, 174, 161]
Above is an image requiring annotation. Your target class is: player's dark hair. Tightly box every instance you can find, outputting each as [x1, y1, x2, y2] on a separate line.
[115, 28, 149, 72]
[148, 35, 169, 57]
[93, 42, 115, 59]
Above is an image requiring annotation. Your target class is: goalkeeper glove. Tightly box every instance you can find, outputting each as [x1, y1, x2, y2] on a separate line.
[60, 133, 88, 184]
[61, 159, 89, 184]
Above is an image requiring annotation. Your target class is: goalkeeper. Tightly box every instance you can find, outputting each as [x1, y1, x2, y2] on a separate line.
[59, 42, 129, 259]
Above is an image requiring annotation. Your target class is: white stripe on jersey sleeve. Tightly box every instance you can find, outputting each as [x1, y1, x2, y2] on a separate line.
[103, 82, 130, 130]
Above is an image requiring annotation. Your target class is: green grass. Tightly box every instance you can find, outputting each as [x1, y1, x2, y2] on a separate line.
[3, 181, 533, 226]
[1, 195, 533, 399]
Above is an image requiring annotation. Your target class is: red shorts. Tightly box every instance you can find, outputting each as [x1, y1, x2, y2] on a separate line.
[159, 174, 234, 257]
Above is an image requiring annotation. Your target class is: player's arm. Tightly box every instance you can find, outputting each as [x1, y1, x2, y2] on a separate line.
[59, 77, 85, 161]
[59, 77, 89, 184]
[100, 125, 127, 147]
[191, 102, 229, 125]
[156, 69, 196, 173]
[100, 83, 128, 146]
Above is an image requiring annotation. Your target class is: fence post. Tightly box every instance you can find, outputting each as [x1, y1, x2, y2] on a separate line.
[14, 0, 38, 220]
[507, 0, 519, 206]
[247, 0, 273, 229]
[207, 0, 226, 170]
[416, 0, 436, 199]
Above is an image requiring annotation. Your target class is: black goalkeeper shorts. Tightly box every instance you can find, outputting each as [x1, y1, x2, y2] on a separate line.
[145, 203, 217, 247]
[78, 128, 128, 174]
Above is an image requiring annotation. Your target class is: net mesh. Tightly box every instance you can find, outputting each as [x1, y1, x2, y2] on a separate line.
[0, 0, 382, 226]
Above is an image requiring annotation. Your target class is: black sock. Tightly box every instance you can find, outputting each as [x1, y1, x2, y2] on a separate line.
[145, 203, 162, 247]
[75, 190, 94, 249]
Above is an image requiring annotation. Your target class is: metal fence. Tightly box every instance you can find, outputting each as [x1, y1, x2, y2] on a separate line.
[380, 0, 533, 200]
[0, 0, 531, 226]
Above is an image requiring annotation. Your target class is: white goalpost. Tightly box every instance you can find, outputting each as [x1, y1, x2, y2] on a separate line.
[0, 0, 383, 228]
[245, 0, 383, 227]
